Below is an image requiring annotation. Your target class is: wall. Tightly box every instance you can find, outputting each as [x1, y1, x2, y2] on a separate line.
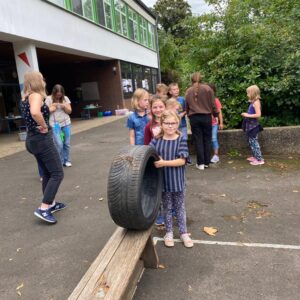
[188, 126, 300, 155]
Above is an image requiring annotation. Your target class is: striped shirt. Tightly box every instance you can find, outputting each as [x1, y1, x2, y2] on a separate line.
[150, 135, 189, 192]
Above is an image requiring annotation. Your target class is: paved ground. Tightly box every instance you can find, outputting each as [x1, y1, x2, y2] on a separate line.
[0, 118, 300, 299]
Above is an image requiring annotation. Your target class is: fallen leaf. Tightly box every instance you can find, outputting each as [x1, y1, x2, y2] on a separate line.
[203, 227, 218, 236]
[17, 291, 21, 297]
[220, 194, 226, 197]
[17, 248, 22, 252]
[99, 197, 104, 201]
[21, 197, 26, 200]
[16, 283, 24, 290]
[228, 161, 233, 164]
[256, 210, 272, 219]
[237, 231, 244, 235]
[188, 285, 193, 292]
[84, 206, 88, 209]
[158, 264, 166, 269]
[9, 258, 13, 261]
[292, 190, 299, 193]
[75, 185, 80, 189]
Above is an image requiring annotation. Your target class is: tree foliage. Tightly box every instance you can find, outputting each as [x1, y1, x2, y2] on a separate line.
[157, 0, 300, 128]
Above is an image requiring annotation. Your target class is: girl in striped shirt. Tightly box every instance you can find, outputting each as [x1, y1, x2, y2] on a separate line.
[150, 110, 194, 248]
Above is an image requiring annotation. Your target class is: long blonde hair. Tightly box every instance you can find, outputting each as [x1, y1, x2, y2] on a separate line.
[131, 88, 149, 110]
[51, 84, 66, 103]
[23, 71, 47, 98]
[247, 85, 261, 102]
[156, 110, 181, 139]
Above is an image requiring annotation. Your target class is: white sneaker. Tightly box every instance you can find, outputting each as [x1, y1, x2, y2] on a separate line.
[64, 161, 72, 167]
[196, 164, 205, 170]
[210, 155, 220, 163]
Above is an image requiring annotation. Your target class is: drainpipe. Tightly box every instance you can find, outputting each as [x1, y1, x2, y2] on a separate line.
[155, 18, 161, 83]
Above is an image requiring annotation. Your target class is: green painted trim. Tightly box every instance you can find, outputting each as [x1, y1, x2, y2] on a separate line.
[65, 0, 72, 10]
[126, 6, 132, 40]
[137, 15, 141, 44]
[111, 0, 116, 32]
[91, 0, 98, 22]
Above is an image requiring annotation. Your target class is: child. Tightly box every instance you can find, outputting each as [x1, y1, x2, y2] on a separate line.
[208, 84, 224, 163]
[127, 88, 150, 145]
[156, 83, 169, 97]
[150, 110, 194, 248]
[241, 85, 264, 165]
[168, 83, 188, 139]
[144, 95, 166, 226]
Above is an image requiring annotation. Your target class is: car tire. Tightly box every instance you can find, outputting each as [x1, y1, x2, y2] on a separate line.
[107, 145, 162, 230]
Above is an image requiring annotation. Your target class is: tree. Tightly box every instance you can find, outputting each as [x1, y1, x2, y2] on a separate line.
[154, 0, 192, 38]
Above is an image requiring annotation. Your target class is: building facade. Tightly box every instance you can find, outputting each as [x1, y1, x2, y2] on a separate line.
[0, 0, 159, 126]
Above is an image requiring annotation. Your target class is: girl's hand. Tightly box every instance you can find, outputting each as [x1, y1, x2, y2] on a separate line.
[241, 112, 248, 118]
[219, 123, 224, 130]
[154, 157, 165, 168]
[37, 126, 48, 134]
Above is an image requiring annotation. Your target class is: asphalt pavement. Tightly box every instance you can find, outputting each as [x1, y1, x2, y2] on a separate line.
[0, 118, 300, 300]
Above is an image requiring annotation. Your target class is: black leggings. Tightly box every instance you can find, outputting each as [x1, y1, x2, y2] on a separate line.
[189, 114, 212, 165]
[26, 131, 64, 205]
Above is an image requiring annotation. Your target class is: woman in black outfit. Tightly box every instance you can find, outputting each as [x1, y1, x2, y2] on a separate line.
[21, 71, 65, 224]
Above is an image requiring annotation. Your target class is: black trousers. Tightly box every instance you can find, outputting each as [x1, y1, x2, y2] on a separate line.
[26, 131, 64, 205]
[189, 114, 212, 165]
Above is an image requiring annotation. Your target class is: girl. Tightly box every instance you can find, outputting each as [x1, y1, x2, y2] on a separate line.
[144, 95, 166, 226]
[127, 88, 149, 145]
[150, 110, 194, 248]
[241, 85, 264, 165]
[45, 84, 72, 167]
[21, 71, 65, 224]
[208, 84, 224, 163]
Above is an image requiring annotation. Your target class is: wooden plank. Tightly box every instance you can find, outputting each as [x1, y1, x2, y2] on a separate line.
[141, 236, 159, 268]
[123, 260, 144, 300]
[68, 227, 127, 300]
[78, 226, 153, 299]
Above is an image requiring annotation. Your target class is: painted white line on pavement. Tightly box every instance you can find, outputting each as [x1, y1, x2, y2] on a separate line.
[153, 237, 300, 250]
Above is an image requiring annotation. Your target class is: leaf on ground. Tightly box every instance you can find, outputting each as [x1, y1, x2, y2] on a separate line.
[17, 291, 21, 297]
[256, 210, 272, 219]
[75, 185, 80, 189]
[247, 201, 268, 209]
[21, 197, 26, 200]
[228, 161, 233, 164]
[17, 248, 22, 252]
[203, 227, 218, 236]
[188, 285, 193, 292]
[84, 206, 88, 209]
[292, 190, 299, 193]
[158, 264, 166, 269]
[16, 283, 24, 290]
[219, 194, 226, 197]
[98, 197, 104, 201]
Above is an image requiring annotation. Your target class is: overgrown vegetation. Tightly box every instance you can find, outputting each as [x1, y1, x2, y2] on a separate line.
[154, 0, 300, 128]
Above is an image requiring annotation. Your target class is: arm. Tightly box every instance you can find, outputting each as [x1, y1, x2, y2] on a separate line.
[144, 123, 152, 145]
[29, 93, 48, 133]
[61, 100, 72, 114]
[154, 157, 186, 168]
[129, 129, 135, 145]
[241, 101, 261, 118]
[219, 109, 224, 129]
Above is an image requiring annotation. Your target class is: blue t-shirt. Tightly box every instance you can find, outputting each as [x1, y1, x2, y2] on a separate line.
[177, 96, 187, 128]
[150, 135, 189, 192]
[127, 111, 149, 145]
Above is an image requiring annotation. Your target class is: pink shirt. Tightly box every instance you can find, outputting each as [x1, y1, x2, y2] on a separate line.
[212, 98, 222, 125]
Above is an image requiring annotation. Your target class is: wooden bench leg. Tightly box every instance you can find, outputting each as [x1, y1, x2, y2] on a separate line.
[141, 236, 159, 268]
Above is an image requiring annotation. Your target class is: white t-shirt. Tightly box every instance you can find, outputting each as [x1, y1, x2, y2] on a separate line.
[45, 96, 71, 127]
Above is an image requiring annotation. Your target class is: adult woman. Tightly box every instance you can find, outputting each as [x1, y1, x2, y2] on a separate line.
[45, 84, 72, 167]
[21, 71, 65, 224]
[185, 72, 218, 170]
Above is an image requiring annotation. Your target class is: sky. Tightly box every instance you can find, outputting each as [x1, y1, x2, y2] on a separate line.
[141, 0, 213, 15]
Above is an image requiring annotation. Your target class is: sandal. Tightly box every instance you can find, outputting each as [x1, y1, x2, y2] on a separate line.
[180, 233, 194, 248]
[164, 232, 174, 247]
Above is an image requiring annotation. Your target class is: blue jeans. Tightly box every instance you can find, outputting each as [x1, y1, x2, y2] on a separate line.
[180, 126, 188, 140]
[212, 124, 219, 151]
[26, 131, 64, 205]
[53, 124, 71, 164]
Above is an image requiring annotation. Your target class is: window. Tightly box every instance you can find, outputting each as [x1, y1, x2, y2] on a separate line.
[48, 0, 65, 6]
[104, 0, 113, 29]
[139, 17, 148, 46]
[121, 62, 133, 96]
[148, 23, 156, 50]
[72, 0, 83, 15]
[114, 0, 128, 36]
[95, 0, 106, 25]
[82, 0, 94, 20]
[128, 8, 139, 41]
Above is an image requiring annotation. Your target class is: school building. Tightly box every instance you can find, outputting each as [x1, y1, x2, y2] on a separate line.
[0, 0, 159, 131]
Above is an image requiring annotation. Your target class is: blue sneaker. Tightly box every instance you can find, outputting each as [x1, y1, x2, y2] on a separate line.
[34, 208, 57, 224]
[50, 202, 66, 213]
[155, 215, 165, 226]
